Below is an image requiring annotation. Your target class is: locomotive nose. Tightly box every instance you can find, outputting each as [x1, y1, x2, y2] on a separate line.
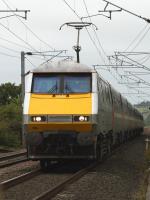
[24, 93, 97, 133]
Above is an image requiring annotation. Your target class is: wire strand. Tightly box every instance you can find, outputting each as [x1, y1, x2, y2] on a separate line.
[0, 35, 32, 50]
[82, 0, 108, 64]
[62, 0, 107, 64]
[1, 0, 55, 51]
[0, 51, 20, 58]
[124, 23, 149, 51]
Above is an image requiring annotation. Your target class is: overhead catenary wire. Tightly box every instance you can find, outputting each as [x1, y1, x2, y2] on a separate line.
[140, 55, 150, 64]
[62, 0, 107, 65]
[0, 22, 55, 62]
[102, 0, 150, 23]
[25, 57, 37, 68]
[0, 21, 38, 52]
[69, 0, 139, 92]
[1, 0, 55, 51]
[0, 44, 20, 53]
[1, 0, 66, 63]
[82, 0, 108, 64]
[0, 36, 33, 50]
[62, 0, 127, 88]
[105, 1, 150, 101]
[124, 23, 149, 51]
[0, 51, 20, 58]
[81, 8, 134, 101]
[129, 25, 150, 52]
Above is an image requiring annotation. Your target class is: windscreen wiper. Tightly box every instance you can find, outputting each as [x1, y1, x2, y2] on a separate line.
[48, 84, 57, 94]
[65, 83, 74, 93]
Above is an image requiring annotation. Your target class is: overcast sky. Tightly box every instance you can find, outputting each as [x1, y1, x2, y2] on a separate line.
[0, 0, 150, 104]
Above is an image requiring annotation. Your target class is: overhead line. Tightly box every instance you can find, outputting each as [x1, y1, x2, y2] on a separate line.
[130, 25, 150, 52]
[0, 22, 37, 51]
[82, 0, 135, 89]
[0, 44, 19, 53]
[0, 36, 32, 50]
[62, 0, 107, 64]
[124, 24, 149, 51]
[82, 0, 107, 64]
[102, 0, 150, 23]
[1, 0, 55, 51]
[0, 51, 20, 58]
[25, 57, 37, 68]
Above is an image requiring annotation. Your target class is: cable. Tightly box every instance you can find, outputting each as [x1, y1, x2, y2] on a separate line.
[0, 51, 20, 58]
[0, 36, 32, 50]
[82, 0, 107, 64]
[0, 44, 19, 53]
[130, 25, 150, 52]
[62, 0, 107, 64]
[63, 0, 123, 85]
[0, 22, 52, 62]
[0, 22, 37, 51]
[1, 0, 55, 51]
[124, 23, 149, 51]
[25, 57, 37, 68]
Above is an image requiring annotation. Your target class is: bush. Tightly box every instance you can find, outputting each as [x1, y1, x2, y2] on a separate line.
[0, 100, 22, 148]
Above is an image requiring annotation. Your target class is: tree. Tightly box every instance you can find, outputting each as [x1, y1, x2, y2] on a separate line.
[0, 83, 21, 106]
[0, 101, 22, 147]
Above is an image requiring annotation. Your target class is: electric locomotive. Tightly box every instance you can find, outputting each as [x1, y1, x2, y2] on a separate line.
[23, 60, 143, 169]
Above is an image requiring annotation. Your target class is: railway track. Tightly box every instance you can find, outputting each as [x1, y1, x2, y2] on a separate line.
[0, 148, 12, 153]
[0, 151, 28, 168]
[0, 169, 41, 190]
[34, 137, 145, 200]
[1, 137, 143, 200]
[1, 161, 98, 200]
[33, 162, 97, 200]
[32, 140, 136, 200]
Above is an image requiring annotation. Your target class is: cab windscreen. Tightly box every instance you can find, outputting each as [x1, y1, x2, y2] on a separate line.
[32, 73, 91, 94]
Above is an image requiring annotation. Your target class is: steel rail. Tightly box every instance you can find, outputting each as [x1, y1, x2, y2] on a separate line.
[0, 148, 12, 153]
[33, 162, 98, 200]
[0, 157, 28, 168]
[33, 136, 142, 200]
[0, 169, 41, 190]
[0, 152, 27, 162]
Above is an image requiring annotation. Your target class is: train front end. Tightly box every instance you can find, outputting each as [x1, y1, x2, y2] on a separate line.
[23, 61, 98, 164]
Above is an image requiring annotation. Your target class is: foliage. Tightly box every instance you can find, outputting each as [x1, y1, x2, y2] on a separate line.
[0, 83, 22, 148]
[0, 82, 21, 106]
[145, 114, 150, 126]
[135, 101, 150, 107]
[135, 102, 150, 126]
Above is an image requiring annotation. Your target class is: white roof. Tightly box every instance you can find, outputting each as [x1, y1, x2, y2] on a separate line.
[31, 60, 95, 73]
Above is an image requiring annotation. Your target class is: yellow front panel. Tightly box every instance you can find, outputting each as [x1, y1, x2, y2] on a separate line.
[29, 93, 92, 115]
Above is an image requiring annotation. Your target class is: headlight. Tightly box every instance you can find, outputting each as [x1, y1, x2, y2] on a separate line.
[31, 116, 46, 122]
[79, 116, 85, 121]
[74, 115, 90, 122]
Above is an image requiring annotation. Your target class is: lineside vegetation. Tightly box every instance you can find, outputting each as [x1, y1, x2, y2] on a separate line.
[0, 83, 22, 148]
